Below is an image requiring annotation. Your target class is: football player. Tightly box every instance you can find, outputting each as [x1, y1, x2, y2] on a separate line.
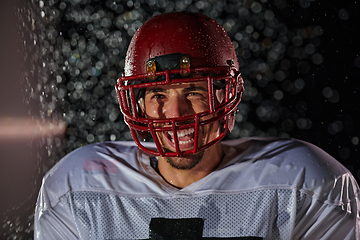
[35, 12, 359, 239]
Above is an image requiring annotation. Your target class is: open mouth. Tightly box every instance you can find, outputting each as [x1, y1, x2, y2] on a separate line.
[163, 128, 195, 150]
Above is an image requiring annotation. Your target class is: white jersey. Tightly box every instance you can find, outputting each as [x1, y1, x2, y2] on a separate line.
[34, 138, 360, 239]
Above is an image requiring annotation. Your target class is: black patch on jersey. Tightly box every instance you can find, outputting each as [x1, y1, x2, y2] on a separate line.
[149, 218, 263, 239]
[149, 218, 203, 239]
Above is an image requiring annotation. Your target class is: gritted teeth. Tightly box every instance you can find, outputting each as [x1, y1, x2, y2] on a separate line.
[167, 128, 195, 137]
[171, 138, 194, 144]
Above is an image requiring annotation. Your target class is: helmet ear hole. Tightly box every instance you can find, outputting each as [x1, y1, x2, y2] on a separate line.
[227, 111, 236, 132]
[136, 98, 150, 141]
[137, 98, 145, 117]
[215, 89, 225, 104]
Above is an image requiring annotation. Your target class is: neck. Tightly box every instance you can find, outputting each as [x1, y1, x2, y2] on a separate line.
[158, 142, 224, 189]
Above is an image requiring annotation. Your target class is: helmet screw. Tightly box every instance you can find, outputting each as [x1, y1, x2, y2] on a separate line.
[181, 56, 189, 63]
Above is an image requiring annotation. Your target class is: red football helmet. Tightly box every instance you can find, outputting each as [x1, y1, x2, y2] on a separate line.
[116, 12, 244, 157]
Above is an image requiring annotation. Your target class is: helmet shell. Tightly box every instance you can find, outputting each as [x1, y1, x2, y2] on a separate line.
[124, 12, 239, 77]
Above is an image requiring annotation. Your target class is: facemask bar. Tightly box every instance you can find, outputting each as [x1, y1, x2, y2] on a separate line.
[116, 66, 243, 156]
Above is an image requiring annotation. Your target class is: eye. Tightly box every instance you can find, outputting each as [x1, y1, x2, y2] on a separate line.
[187, 92, 206, 99]
[151, 94, 166, 100]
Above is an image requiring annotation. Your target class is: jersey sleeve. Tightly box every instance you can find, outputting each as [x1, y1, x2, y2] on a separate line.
[294, 173, 360, 239]
[34, 178, 79, 240]
[33, 141, 143, 239]
[291, 141, 360, 240]
[33, 144, 86, 240]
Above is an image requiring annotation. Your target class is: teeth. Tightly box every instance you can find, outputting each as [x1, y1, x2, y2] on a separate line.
[168, 128, 195, 137]
[171, 138, 194, 144]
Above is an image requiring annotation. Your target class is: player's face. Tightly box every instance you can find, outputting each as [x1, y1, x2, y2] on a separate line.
[141, 81, 221, 158]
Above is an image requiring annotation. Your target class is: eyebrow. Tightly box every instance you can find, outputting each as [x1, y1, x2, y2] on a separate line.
[146, 86, 207, 94]
[146, 88, 166, 93]
[183, 86, 207, 92]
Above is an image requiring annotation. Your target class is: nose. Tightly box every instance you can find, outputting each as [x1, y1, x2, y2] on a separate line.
[163, 95, 192, 118]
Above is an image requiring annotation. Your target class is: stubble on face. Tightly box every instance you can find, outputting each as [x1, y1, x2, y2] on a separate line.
[164, 150, 205, 170]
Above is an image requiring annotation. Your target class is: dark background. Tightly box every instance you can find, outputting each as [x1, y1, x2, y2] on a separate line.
[1, 0, 359, 238]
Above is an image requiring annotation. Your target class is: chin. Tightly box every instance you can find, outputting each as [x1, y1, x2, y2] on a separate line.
[165, 151, 205, 170]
